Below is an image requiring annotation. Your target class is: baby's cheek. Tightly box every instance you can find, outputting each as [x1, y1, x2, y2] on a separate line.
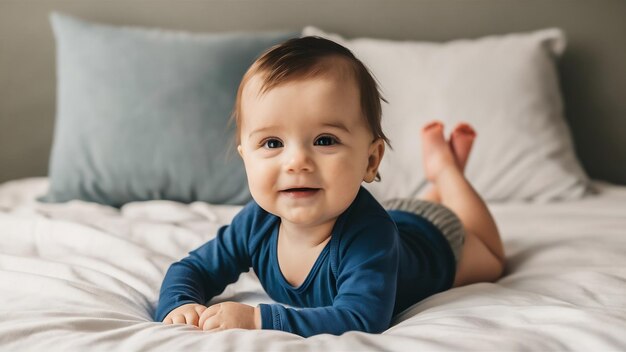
[336, 154, 368, 180]
[246, 170, 267, 196]
[329, 159, 363, 198]
[246, 162, 276, 201]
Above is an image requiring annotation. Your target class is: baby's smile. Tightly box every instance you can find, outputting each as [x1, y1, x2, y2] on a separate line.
[279, 187, 322, 199]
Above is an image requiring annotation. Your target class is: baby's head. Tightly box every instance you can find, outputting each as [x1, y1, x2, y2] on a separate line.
[233, 36, 389, 226]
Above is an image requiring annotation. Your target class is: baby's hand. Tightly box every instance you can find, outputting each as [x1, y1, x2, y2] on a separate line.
[198, 301, 261, 332]
[162, 303, 207, 327]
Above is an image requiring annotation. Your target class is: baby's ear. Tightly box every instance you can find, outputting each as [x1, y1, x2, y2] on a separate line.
[237, 145, 243, 158]
[364, 139, 385, 183]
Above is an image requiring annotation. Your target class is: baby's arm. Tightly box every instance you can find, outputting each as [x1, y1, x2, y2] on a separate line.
[154, 208, 253, 324]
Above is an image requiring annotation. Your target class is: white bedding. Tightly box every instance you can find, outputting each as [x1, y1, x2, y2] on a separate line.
[1, 177, 625, 351]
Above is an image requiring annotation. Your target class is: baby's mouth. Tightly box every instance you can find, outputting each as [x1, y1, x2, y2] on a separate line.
[280, 187, 321, 198]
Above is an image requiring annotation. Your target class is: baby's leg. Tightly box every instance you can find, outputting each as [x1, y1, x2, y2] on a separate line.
[421, 121, 505, 287]
[420, 123, 475, 203]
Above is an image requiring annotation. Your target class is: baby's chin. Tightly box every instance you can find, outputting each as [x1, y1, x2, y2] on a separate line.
[252, 191, 355, 227]
[275, 207, 342, 228]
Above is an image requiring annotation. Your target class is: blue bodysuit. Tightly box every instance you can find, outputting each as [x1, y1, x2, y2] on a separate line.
[155, 186, 456, 337]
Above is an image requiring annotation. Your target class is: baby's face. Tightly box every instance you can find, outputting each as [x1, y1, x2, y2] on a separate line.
[237, 72, 383, 228]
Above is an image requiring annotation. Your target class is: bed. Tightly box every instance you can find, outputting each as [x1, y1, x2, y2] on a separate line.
[1, 177, 625, 350]
[1, 1, 625, 350]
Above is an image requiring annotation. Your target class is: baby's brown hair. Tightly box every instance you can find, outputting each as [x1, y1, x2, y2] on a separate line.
[231, 36, 390, 180]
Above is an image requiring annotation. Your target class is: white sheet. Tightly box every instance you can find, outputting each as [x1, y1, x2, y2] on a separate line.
[1, 178, 625, 351]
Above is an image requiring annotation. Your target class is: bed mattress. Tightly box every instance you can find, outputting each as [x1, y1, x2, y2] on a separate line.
[1, 178, 625, 350]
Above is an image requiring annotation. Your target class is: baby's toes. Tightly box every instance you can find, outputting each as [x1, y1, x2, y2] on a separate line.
[421, 121, 458, 181]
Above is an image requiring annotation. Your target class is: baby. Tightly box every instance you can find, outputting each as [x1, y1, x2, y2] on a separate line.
[154, 36, 505, 337]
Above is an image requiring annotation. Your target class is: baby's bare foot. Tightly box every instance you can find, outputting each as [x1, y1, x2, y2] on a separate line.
[422, 121, 460, 183]
[449, 122, 476, 171]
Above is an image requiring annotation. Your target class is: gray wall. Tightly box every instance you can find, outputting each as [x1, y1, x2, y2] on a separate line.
[1, 0, 625, 185]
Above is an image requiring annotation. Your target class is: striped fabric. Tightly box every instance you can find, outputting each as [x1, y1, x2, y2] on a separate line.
[381, 198, 465, 264]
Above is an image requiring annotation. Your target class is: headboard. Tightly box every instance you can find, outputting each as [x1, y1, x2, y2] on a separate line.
[1, 0, 624, 185]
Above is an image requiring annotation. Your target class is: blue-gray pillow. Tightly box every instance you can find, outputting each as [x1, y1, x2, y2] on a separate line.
[41, 12, 296, 207]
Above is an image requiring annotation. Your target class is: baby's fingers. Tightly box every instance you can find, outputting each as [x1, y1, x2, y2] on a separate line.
[202, 315, 222, 332]
[198, 304, 219, 330]
[184, 312, 200, 327]
[194, 305, 207, 316]
[172, 314, 186, 325]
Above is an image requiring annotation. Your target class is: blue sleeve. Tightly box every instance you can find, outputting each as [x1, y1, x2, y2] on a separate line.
[258, 216, 399, 337]
[154, 204, 255, 322]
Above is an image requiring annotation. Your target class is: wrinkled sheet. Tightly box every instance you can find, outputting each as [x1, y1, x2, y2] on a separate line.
[1, 178, 625, 351]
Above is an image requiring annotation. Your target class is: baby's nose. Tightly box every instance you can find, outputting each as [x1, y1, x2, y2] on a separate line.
[285, 146, 314, 173]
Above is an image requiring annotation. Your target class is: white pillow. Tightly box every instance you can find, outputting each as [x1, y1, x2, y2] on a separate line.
[302, 26, 590, 202]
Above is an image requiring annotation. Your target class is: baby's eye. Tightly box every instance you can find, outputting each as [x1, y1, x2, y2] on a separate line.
[262, 138, 283, 149]
[314, 135, 339, 146]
